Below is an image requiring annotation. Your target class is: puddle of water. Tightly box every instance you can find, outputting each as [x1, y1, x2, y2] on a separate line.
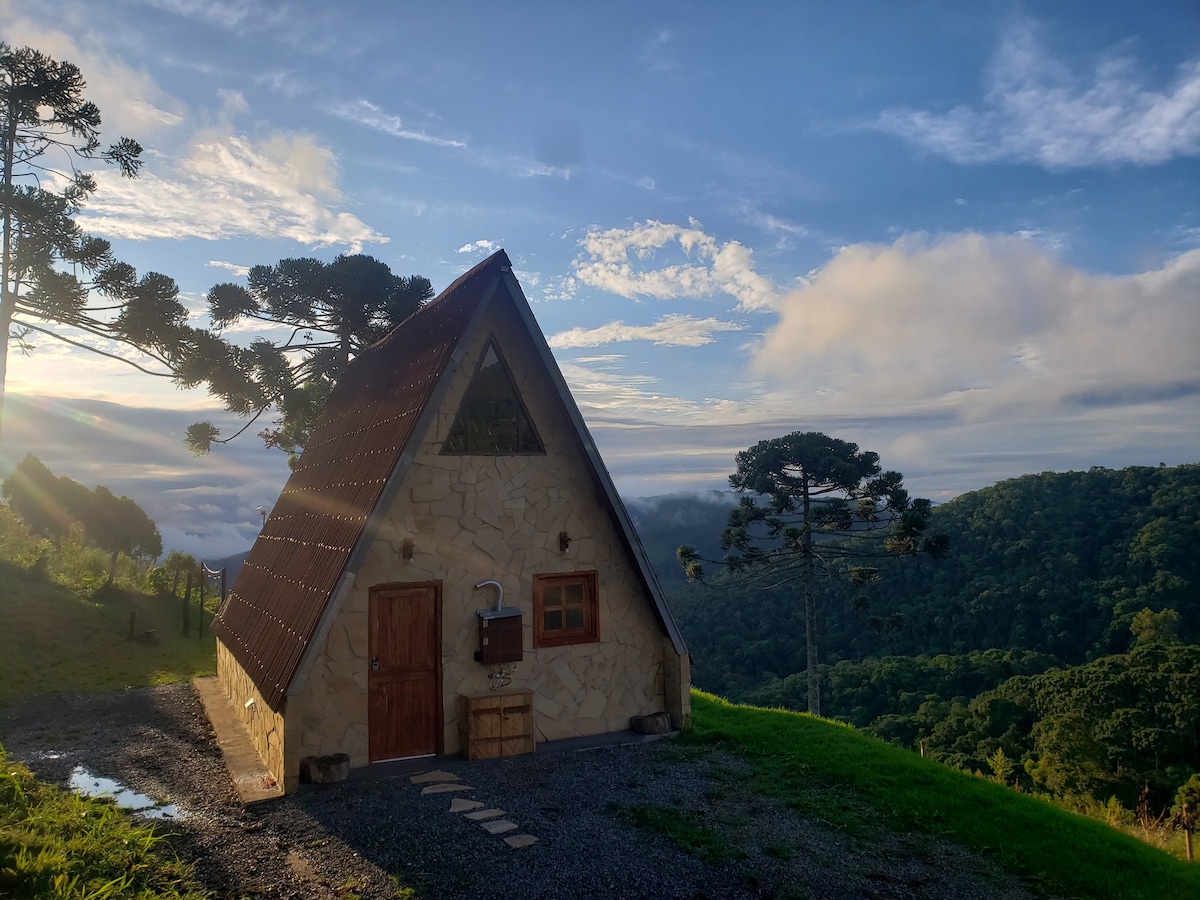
[69, 766, 182, 819]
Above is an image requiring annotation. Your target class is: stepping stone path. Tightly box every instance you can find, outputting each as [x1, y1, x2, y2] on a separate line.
[480, 819, 518, 835]
[421, 783, 473, 794]
[410, 769, 539, 851]
[410, 770, 459, 784]
[463, 808, 506, 820]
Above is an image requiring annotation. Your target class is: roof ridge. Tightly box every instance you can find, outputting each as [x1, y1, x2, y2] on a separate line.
[435, 249, 511, 301]
[363, 249, 510, 357]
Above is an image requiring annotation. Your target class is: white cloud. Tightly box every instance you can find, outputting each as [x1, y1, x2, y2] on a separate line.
[132, 0, 255, 30]
[1013, 227, 1070, 255]
[743, 209, 812, 238]
[216, 88, 250, 115]
[206, 260, 251, 277]
[3, 3, 385, 254]
[752, 232, 1200, 418]
[457, 239, 500, 254]
[79, 131, 388, 251]
[549, 314, 744, 349]
[2, 0, 186, 138]
[642, 29, 677, 73]
[877, 23, 1200, 168]
[557, 359, 724, 419]
[513, 159, 576, 180]
[543, 275, 578, 302]
[329, 99, 467, 148]
[573, 220, 781, 312]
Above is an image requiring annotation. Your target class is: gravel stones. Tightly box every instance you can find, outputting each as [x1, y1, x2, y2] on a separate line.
[1, 683, 1039, 900]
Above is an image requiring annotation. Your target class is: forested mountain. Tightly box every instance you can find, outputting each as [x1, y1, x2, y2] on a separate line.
[667, 464, 1200, 695]
[660, 464, 1200, 819]
[871, 464, 1200, 661]
[627, 492, 735, 585]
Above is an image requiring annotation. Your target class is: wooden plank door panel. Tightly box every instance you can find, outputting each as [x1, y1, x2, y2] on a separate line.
[368, 582, 441, 762]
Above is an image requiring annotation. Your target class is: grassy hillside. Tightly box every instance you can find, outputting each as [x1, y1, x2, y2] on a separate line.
[0, 559, 216, 707]
[689, 692, 1199, 900]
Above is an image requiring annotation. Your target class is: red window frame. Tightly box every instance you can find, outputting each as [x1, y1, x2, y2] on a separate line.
[533, 571, 599, 647]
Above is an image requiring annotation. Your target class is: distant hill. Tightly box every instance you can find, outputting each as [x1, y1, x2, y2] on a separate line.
[663, 464, 1200, 825]
[871, 462, 1200, 661]
[626, 491, 737, 585]
[203, 550, 250, 588]
[670, 462, 1200, 696]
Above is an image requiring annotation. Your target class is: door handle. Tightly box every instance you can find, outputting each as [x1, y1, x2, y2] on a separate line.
[371, 657, 380, 671]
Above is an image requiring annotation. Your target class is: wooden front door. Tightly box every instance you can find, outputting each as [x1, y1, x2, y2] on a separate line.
[368, 582, 442, 761]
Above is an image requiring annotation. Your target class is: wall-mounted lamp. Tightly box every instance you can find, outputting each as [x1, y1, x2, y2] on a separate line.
[558, 531, 571, 553]
[402, 538, 414, 560]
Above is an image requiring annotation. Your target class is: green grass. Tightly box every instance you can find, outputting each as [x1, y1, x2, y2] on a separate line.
[688, 691, 1200, 900]
[0, 749, 209, 898]
[610, 802, 745, 864]
[0, 560, 216, 708]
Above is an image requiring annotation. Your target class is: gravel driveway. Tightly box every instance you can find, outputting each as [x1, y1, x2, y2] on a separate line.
[1, 683, 1039, 900]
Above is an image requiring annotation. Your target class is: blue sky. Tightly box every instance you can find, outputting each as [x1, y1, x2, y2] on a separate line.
[4, 0, 1198, 558]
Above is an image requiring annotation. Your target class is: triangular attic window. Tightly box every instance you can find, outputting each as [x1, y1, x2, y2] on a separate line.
[442, 340, 545, 454]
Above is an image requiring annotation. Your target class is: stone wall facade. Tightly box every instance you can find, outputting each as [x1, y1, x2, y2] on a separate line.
[282, 295, 688, 781]
[215, 640, 286, 786]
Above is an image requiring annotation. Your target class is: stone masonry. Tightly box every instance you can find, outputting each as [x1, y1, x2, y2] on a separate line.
[281, 298, 686, 782]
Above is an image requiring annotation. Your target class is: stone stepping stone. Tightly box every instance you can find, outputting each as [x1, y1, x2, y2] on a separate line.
[410, 770, 460, 784]
[421, 783, 473, 795]
[463, 808, 506, 821]
[449, 798, 484, 813]
[504, 834, 539, 850]
[479, 819, 518, 835]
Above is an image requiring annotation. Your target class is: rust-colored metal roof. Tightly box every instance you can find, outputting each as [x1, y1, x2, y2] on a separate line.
[211, 251, 504, 709]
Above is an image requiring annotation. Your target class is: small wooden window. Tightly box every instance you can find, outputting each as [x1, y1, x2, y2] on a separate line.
[534, 571, 598, 647]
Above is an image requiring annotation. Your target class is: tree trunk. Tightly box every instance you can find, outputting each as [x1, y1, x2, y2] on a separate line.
[105, 549, 119, 587]
[1186, 803, 1194, 862]
[800, 478, 819, 715]
[182, 570, 192, 637]
[804, 565, 819, 715]
[0, 96, 20, 446]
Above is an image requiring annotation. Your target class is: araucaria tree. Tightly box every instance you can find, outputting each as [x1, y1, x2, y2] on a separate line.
[678, 432, 947, 715]
[186, 255, 433, 459]
[0, 44, 200, 442]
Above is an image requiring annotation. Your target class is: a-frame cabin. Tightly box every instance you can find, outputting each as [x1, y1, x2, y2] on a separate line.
[212, 250, 690, 790]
